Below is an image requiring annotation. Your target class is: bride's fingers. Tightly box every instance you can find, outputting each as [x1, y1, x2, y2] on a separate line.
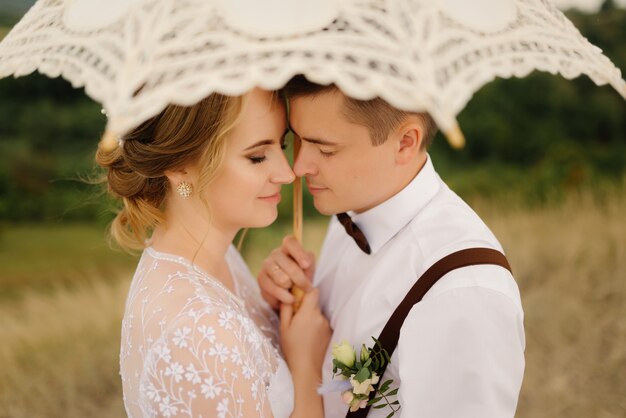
[281, 236, 313, 270]
[268, 255, 294, 289]
[304, 250, 316, 279]
[273, 251, 312, 291]
[261, 253, 291, 289]
[264, 252, 311, 291]
[259, 271, 295, 304]
[260, 289, 278, 310]
[298, 288, 320, 313]
[280, 302, 294, 332]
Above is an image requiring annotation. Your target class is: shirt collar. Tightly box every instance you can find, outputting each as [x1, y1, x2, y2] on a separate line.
[349, 154, 441, 254]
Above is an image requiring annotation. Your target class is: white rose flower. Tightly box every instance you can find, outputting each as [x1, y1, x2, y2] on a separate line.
[332, 340, 356, 367]
[349, 398, 368, 412]
[341, 390, 354, 404]
[370, 372, 380, 385]
[350, 372, 379, 396]
[350, 376, 374, 395]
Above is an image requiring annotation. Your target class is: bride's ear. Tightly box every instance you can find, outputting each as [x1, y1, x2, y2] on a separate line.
[164, 166, 191, 186]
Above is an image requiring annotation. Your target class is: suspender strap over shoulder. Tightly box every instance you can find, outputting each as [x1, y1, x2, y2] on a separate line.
[346, 247, 512, 418]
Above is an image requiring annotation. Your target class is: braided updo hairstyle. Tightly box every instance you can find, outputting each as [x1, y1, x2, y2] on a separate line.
[96, 93, 243, 251]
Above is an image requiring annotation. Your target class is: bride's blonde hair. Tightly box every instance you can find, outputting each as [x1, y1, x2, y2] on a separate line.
[96, 94, 243, 251]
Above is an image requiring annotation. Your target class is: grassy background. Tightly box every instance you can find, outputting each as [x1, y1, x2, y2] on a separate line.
[0, 224, 136, 301]
[0, 189, 624, 418]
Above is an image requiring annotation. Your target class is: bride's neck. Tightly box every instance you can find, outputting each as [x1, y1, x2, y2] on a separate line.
[150, 205, 237, 284]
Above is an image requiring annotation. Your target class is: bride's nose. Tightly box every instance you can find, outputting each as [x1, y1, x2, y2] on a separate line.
[271, 152, 296, 184]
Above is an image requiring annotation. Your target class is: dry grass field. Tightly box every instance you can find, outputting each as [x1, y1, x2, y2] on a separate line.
[0, 191, 624, 417]
[487, 194, 626, 418]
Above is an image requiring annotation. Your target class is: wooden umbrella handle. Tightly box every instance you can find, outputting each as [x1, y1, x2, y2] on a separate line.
[293, 139, 303, 243]
[291, 137, 305, 311]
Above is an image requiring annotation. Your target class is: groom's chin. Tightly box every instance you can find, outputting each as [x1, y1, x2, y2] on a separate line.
[312, 200, 340, 217]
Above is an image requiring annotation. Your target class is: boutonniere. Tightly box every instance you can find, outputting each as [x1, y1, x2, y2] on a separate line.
[319, 337, 400, 416]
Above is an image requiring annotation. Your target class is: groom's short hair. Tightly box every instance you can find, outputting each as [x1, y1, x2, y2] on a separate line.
[283, 75, 437, 148]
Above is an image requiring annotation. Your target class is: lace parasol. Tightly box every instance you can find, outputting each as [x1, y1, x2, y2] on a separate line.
[0, 0, 624, 150]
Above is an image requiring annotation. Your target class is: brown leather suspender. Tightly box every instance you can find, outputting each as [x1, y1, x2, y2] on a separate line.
[346, 248, 512, 418]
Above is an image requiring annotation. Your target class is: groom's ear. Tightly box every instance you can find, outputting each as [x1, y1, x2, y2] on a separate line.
[395, 120, 423, 165]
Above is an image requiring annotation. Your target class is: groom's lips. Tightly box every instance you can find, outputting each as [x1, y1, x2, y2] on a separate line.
[306, 180, 328, 196]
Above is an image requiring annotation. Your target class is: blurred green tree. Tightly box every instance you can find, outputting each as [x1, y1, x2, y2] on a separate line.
[0, 7, 625, 221]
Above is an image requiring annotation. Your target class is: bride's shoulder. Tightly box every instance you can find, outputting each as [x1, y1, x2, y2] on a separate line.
[124, 249, 250, 345]
[128, 248, 237, 308]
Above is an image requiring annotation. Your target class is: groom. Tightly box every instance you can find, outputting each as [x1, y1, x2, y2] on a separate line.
[258, 75, 525, 418]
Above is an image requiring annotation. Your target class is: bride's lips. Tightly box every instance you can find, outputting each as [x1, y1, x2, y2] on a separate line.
[258, 192, 281, 204]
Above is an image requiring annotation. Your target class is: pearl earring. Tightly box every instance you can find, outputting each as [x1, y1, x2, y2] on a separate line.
[176, 181, 193, 198]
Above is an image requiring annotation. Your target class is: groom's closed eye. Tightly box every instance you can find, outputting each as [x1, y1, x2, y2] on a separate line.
[318, 148, 336, 157]
[289, 127, 339, 147]
[302, 138, 339, 157]
[290, 130, 340, 158]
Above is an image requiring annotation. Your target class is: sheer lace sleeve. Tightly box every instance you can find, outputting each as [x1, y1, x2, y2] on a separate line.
[138, 304, 274, 417]
[120, 248, 291, 418]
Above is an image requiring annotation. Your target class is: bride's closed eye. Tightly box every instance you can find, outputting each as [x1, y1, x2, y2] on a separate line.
[247, 140, 287, 164]
[248, 155, 266, 164]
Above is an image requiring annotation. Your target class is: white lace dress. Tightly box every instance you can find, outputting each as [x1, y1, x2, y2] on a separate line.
[119, 245, 294, 418]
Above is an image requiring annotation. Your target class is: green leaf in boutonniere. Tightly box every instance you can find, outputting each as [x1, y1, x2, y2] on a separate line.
[324, 337, 400, 415]
[355, 366, 370, 383]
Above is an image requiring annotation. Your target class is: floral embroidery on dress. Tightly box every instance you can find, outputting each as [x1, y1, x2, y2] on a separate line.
[120, 246, 292, 417]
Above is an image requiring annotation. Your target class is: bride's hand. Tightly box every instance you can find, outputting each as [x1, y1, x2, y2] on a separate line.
[259, 236, 316, 309]
[279, 288, 331, 379]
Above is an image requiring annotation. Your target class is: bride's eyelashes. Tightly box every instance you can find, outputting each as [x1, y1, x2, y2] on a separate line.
[247, 141, 286, 164]
[248, 155, 266, 164]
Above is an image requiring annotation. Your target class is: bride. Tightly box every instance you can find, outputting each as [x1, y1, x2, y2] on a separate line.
[97, 88, 330, 417]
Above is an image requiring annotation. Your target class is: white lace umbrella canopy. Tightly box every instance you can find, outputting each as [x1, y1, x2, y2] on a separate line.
[0, 0, 624, 150]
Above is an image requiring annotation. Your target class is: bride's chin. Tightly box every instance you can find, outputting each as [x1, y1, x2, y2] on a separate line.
[246, 212, 279, 229]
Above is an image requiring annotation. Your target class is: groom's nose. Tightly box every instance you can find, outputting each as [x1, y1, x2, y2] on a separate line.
[271, 151, 296, 184]
[293, 146, 318, 177]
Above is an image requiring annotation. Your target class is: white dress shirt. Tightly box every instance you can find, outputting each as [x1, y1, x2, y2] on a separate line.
[315, 156, 525, 418]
